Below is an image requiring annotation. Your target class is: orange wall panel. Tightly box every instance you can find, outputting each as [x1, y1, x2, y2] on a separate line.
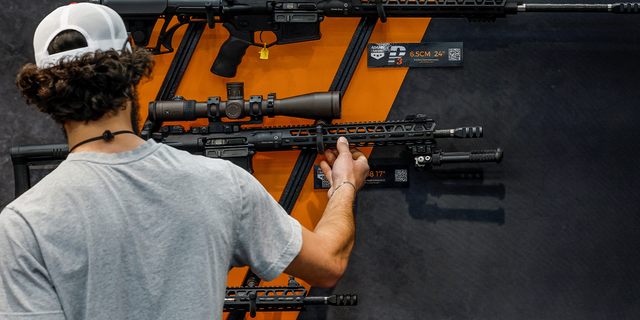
[137, 17, 430, 320]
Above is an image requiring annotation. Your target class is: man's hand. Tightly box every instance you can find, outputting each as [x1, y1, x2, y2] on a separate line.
[284, 136, 369, 287]
[319, 136, 370, 199]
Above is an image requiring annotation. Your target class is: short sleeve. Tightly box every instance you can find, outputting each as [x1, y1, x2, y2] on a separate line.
[0, 208, 65, 319]
[228, 165, 303, 282]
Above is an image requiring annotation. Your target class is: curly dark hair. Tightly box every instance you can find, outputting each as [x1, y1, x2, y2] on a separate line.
[16, 31, 154, 126]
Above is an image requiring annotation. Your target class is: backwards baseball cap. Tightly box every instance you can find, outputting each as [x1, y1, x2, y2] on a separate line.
[33, 2, 131, 69]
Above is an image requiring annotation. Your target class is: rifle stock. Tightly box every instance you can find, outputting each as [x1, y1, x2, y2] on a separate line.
[10, 144, 69, 198]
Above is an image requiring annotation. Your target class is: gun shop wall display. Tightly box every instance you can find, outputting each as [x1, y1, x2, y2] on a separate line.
[2, 0, 640, 319]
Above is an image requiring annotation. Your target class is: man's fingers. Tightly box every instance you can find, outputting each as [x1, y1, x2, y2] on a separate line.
[336, 136, 350, 154]
[323, 149, 338, 164]
[350, 148, 367, 161]
[319, 137, 370, 198]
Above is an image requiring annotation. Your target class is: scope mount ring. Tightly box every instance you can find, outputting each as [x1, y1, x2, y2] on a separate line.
[315, 124, 325, 155]
[376, 0, 387, 22]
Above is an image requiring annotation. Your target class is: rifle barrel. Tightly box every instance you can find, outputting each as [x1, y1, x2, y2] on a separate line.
[433, 127, 483, 139]
[302, 294, 358, 306]
[520, 3, 640, 13]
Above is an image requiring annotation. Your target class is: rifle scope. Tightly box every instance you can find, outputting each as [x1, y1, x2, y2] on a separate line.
[149, 82, 341, 122]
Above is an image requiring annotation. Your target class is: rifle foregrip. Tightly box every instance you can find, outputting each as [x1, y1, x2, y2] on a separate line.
[211, 36, 252, 78]
[469, 148, 503, 163]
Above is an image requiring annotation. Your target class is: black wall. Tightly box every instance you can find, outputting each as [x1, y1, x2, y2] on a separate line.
[2, 0, 68, 207]
[302, 3, 640, 320]
[3, 0, 640, 319]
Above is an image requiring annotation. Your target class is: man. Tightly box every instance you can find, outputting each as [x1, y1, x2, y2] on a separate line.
[0, 3, 369, 319]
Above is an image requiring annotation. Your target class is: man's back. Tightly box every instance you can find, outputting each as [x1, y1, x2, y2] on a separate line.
[0, 140, 302, 319]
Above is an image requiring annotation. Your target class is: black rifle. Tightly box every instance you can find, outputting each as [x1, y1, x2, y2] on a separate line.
[153, 112, 503, 173]
[10, 83, 502, 196]
[224, 276, 356, 317]
[143, 82, 502, 173]
[87, 0, 639, 77]
[11, 113, 502, 194]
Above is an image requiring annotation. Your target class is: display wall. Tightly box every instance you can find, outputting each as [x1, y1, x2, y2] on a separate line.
[2, 0, 639, 319]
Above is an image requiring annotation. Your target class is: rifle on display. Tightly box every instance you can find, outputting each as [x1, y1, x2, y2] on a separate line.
[10, 82, 502, 195]
[224, 276, 356, 318]
[145, 82, 503, 173]
[87, 0, 639, 77]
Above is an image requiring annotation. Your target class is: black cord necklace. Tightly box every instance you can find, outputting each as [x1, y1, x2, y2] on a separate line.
[69, 130, 136, 153]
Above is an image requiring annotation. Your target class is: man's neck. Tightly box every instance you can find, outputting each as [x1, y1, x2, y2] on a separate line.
[65, 109, 145, 154]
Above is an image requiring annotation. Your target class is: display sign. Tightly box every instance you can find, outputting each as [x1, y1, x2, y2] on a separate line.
[367, 42, 463, 68]
[314, 164, 410, 189]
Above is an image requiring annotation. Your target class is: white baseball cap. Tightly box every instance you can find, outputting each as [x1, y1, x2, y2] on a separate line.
[33, 2, 131, 69]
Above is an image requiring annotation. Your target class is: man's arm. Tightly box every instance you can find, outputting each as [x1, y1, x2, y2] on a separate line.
[284, 137, 369, 288]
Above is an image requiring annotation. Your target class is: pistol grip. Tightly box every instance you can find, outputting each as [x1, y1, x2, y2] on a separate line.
[211, 23, 252, 78]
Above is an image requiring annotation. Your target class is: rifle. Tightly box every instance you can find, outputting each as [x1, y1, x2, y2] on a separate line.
[11, 113, 503, 193]
[144, 82, 502, 173]
[10, 82, 502, 196]
[224, 276, 356, 317]
[153, 112, 503, 172]
[87, 0, 639, 77]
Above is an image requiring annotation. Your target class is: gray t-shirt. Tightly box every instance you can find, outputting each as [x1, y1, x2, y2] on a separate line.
[0, 140, 302, 319]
